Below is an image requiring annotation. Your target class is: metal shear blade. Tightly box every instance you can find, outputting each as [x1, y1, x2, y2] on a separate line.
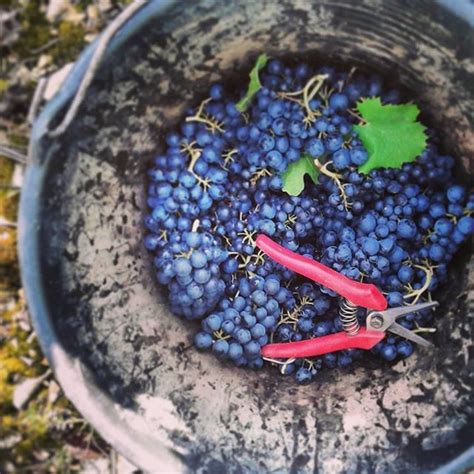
[366, 301, 439, 348]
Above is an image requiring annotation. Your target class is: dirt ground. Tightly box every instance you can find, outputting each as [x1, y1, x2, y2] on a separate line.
[0, 1, 140, 471]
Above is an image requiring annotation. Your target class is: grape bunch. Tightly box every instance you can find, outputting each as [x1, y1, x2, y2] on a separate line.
[144, 58, 474, 383]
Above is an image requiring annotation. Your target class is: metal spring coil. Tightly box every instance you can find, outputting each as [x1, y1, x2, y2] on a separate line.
[339, 299, 360, 336]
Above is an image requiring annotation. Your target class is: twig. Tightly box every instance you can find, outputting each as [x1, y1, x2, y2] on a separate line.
[0, 184, 21, 191]
[0, 219, 18, 228]
[314, 159, 351, 210]
[185, 98, 224, 132]
[27, 77, 47, 126]
[48, 0, 147, 137]
[30, 38, 60, 55]
[0, 144, 27, 165]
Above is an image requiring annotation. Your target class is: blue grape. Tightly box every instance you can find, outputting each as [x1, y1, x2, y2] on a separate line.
[145, 60, 473, 383]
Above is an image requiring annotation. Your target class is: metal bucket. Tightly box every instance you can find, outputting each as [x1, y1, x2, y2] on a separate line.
[20, 1, 473, 471]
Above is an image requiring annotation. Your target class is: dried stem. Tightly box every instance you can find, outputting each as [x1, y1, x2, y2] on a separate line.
[314, 159, 351, 210]
[278, 74, 328, 125]
[185, 98, 224, 132]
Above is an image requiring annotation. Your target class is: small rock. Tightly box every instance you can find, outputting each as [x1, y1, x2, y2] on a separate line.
[17, 320, 30, 332]
[97, 0, 113, 13]
[46, 0, 69, 22]
[33, 450, 50, 461]
[84, 33, 98, 43]
[13, 369, 52, 410]
[80, 457, 110, 473]
[37, 54, 53, 71]
[44, 63, 74, 101]
[0, 434, 21, 449]
[0, 10, 20, 47]
[19, 356, 34, 367]
[47, 380, 61, 405]
[115, 452, 139, 473]
[62, 4, 85, 25]
[47, 1, 85, 24]
[87, 4, 100, 22]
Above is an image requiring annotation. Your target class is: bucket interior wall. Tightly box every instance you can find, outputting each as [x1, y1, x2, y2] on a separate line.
[28, 0, 473, 471]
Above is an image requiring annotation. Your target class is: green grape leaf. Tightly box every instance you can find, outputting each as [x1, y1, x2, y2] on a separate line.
[236, 53, 268, 112]
[281, 153, 319, 196]
[354, 97, 427, 174]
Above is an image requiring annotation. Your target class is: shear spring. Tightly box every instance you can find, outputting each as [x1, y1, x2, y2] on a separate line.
[339, 299, 360, 336]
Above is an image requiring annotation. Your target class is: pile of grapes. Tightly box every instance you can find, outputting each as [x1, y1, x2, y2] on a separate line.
[144, 57, 473, 384]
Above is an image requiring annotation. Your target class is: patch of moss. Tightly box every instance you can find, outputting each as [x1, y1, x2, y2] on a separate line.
[0, 80, 9, 97]
[50, 21, 86, 63]
[0, 299, 107, 470]
[0, 190, 19, 222]
[0, 263, 20, 291]
[0, 0, 18, 7]
[7, 2, 86, 64]
[0, 157, 15, 183]
[15, 1, 52, 59]
[7, 132, 29, 149]
[76, 0, 96, 12]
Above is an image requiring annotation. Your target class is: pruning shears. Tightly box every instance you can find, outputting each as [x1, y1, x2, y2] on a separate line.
[255, 235, 437, 360]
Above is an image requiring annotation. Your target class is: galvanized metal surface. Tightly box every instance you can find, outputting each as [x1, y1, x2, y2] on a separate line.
[21, 0, 473, 472]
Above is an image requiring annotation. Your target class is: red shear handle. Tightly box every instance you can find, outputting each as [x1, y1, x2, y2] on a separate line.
[261, 329, 385, 359]
[256, 234, 387, 310]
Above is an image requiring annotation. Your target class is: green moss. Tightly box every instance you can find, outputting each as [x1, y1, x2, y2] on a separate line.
[50, 21, 86, 63]
[0, 0, 19, 7]
[0, 190, 19, 222]
[9, 2, 86, 64]
[0, 157, 15, 183]
[15, 1, 52, 59]
[0, 2, 110, 468]
[76, 0, 96, 12]
[7, 132, 29, 149]
[0, 79, 8, 97]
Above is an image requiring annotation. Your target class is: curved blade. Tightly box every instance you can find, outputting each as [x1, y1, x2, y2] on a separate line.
[367, 301, 439, 333]
[387, 322, 434, 348]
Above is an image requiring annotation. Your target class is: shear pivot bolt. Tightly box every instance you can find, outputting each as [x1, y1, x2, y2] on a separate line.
[371, 315, 384, 329]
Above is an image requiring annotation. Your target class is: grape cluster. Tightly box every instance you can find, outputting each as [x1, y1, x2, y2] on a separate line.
[144, 58, 474, 383]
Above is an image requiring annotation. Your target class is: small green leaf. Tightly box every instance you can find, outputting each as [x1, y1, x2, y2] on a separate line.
[354, 97, 427, 174]
[281, 154, 319, 196]
[236, 54, 268, 112]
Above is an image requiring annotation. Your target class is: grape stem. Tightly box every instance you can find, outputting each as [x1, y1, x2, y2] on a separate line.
[250, 167, 272, 185]
[314, 159, 352, 211]
[262, 356, 296, 375]
[222, 148, 238, 169]
[276, 295, 314, 330]
[284, 214, 297, 229]
[185, 98, 224, 132]
[403, 263, 434, 304]
[318, 84, 334, 108]
[238, 229, 256, 246]
[337, 66, 357, 93]
[159, 230, 168, 242]
[191, 219, 200, 232]
[181, 141, 201, 172]
[412, 324, 437, 334]
[213, 330, 230, 341]
[347, 108, 365, 123]
[278, 74, 328, 125]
